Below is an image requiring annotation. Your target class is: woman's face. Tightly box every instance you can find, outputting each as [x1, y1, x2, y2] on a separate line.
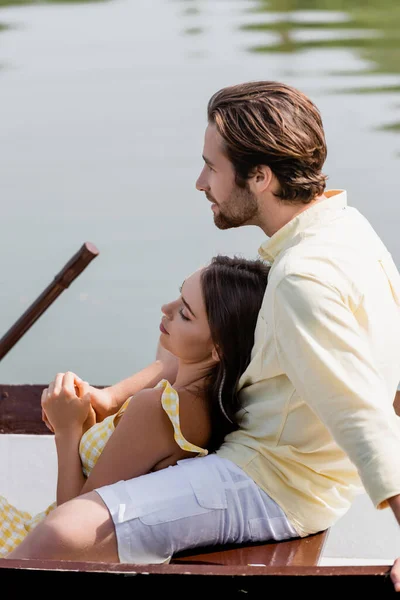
[160, 268, 216, 363]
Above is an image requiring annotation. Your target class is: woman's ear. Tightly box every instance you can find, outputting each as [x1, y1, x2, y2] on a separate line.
[211, 346, 220, 363]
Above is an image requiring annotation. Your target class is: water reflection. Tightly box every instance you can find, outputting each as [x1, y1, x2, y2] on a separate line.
[0, 0, 106, 4]
[0, 0, 108, 40]
[177, 0, 400, 140]
[241, 0, 400, 133]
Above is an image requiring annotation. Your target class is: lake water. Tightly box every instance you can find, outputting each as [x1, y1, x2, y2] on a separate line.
[1, 0, 400, 386]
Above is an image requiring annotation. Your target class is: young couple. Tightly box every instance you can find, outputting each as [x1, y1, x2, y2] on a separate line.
[4, 81, 400, 591]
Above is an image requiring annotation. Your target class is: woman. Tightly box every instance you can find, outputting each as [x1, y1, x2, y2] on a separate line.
[2, 255, 287, 558]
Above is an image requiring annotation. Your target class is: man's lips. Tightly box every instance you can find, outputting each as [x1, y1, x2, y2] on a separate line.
[205, 193, 217, 205]
[205, 195, 218, 212]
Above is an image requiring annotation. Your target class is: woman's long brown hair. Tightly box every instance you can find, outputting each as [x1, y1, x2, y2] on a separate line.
[201, 255, 270, 451]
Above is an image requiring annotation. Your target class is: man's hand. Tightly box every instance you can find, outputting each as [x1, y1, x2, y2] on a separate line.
[391, 558, 400, 592]
[387, 495, 400, 591]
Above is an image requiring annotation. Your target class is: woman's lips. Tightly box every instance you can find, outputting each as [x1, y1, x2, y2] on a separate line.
[159, 322, 169, 334]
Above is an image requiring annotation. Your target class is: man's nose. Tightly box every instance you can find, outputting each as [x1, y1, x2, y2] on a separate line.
[196, 167, 208, 191]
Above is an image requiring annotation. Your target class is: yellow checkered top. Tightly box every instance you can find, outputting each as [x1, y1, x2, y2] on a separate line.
[0, 379, 207, 555]
[158, 378, 209, 457]
[79, 378, 208, 477]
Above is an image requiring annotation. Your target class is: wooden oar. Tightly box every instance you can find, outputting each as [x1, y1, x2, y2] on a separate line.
[0, 241, 99, 361]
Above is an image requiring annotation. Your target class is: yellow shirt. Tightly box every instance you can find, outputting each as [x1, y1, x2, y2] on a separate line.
[217, 190, 400, 537]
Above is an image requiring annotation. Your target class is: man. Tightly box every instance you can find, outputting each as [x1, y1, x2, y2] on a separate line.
[8, 81, 400, 590]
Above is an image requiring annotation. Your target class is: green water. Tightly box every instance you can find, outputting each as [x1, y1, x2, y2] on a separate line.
[0, 0, 399, 384]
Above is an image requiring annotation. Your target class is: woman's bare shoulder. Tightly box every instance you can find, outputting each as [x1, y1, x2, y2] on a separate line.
[113, 385, 164, 426]
[123, 385, 165, 412]
[175, 387, 212, 450]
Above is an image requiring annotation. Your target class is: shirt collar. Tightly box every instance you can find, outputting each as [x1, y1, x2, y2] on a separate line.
[258, 189, 347, 263]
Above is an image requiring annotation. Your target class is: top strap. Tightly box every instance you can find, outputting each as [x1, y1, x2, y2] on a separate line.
[157, 379, 208, 457]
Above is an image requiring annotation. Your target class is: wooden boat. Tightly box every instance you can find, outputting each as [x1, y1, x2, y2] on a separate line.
[0, 383, 398, 592]
[0, 243, 397, 591]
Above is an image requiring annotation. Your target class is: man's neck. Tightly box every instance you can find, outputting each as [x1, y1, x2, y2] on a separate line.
[260, 193, 327, 238]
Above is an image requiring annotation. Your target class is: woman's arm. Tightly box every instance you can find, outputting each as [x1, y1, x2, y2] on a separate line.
[43, 366, 202, 503]
[42, 372, 96, 505]
[76, 342, 179, 422]
[53, 428, 87, 504]
[79, 386, 195, 495]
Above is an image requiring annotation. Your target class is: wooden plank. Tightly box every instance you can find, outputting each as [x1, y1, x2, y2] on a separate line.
[2, 385, 399, 435]
[0, 384, 48, 434]
[0, 560, 396, 593]
[171, 529, 329, 566]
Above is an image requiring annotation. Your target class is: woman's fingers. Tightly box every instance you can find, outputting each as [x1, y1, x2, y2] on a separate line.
[61, 371, 86, 398]
[41, 387, 48, 408]
[78, 380, 90, 397]
[54, 372, 65, 394]
[41, 390, 54, 432]
[47, 372, 64, 397]
[41, 408, 54, 433]
[62, 371, 77, 396]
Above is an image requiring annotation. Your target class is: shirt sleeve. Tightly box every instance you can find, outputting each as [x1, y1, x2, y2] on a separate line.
[273, 272, 400, 509]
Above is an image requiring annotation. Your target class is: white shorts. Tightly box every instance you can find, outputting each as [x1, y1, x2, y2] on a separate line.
[96, 455, 297, 564]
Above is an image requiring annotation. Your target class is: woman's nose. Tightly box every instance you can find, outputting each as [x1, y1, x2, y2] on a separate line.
[161, 302, 173, 318]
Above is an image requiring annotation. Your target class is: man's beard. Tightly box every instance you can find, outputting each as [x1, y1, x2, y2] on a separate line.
[212, 185, 259, 230]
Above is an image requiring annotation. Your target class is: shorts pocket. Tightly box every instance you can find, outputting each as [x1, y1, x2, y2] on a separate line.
[138, 458, 227, 525]
[179, 457, 228, 510]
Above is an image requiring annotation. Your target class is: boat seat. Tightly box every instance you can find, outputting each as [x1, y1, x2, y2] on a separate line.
[171, 528, 329, 567]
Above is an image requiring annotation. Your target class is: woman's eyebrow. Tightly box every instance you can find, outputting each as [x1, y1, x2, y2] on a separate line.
[182, 295, 196, 318]
[179, 283, 196, 317]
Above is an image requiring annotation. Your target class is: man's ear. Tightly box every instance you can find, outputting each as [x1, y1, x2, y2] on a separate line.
[250, 164, 273, 193]
[211, 346, 220, 363]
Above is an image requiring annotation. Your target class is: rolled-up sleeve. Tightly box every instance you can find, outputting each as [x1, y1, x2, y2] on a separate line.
[273, 273, 400, 509]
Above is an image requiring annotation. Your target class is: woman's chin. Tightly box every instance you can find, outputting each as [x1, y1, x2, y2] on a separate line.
[159, 336, 169, 350]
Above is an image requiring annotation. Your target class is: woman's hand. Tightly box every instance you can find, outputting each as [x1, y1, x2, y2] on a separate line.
[84, 385, 117, 423]
[41, 372, 96, 436]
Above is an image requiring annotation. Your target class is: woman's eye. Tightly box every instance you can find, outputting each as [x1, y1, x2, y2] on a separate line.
[179, 308, 190, 321]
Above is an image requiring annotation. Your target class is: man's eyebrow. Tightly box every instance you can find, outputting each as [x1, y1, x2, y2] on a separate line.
[202, 154, 215, 168]
[179, 283, 196, 317]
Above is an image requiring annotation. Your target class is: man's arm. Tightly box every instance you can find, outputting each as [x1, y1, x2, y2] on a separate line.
[274, 273, 400, 506]
[275, 274, 400, 591]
